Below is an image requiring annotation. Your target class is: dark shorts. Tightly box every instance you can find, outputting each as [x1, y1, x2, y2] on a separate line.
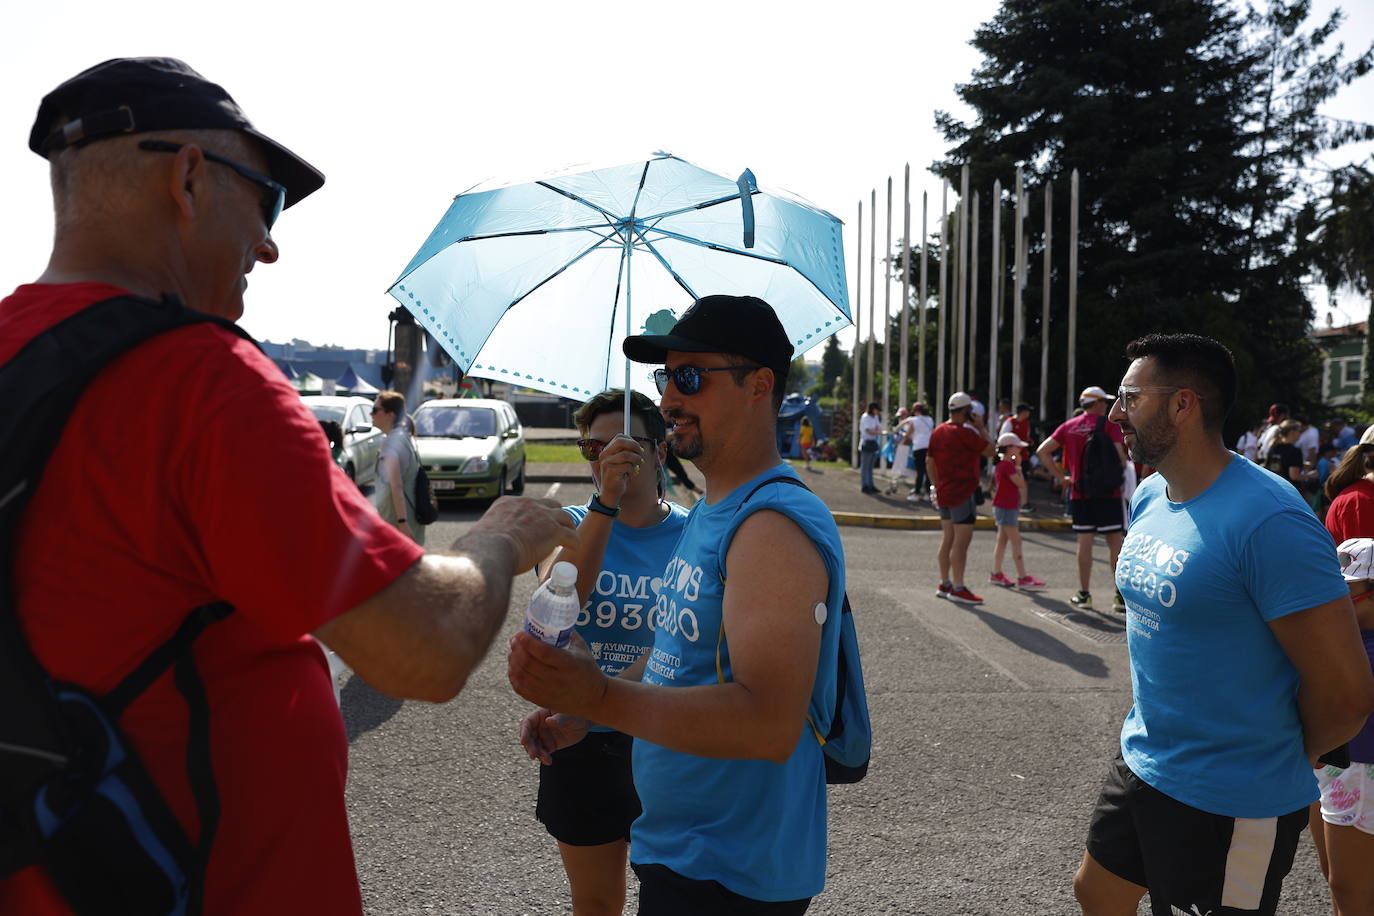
[1071, 497, 1124, 533]
[632, 863, 811, 916]
[1086, 756, 1308, 916]
[536, 730, 640, 846]
[938, 495, 978, 525]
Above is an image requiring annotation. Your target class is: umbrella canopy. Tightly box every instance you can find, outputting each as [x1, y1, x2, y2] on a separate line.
[386, 153, 849, 404]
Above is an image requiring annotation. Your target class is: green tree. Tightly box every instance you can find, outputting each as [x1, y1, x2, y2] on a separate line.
[933, 0, 1372, 434]
[810, 335, 851, 398]
[1313, 161, 1374, 394]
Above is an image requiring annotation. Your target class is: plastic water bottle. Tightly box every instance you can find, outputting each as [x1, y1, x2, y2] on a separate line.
[525, 561, 580, 648]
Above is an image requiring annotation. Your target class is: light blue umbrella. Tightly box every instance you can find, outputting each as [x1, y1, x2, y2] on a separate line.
[386, 153, 850, 414]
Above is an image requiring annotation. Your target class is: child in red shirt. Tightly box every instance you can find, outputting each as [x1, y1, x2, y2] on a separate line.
[989, 433, 1047, 589]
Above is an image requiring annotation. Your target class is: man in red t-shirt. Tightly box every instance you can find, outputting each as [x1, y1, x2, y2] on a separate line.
[927, 392, 995, 604]
[1036, 386, 1128, 612]
[1, 59, 576, 916]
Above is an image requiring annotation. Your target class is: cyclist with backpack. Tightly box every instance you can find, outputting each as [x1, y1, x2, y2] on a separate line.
[1036, 386, 1128, 612]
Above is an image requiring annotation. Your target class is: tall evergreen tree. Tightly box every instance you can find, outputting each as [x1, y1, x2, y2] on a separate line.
[1313, 161, 1374, 393]
[934, 0, 1372, 433]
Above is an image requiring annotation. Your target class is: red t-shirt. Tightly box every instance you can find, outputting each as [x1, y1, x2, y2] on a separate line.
[928, 421, 986, 506]
[993, 459, 1022, 509]
[0, 284, 424, 915]
[1326, 479, 1374, 544]
[1049, 411, 1126, 500]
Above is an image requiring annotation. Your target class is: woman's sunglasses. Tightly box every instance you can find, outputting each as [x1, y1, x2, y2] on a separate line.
[651, 364, 760, 396]
[576, 436, 656, 462]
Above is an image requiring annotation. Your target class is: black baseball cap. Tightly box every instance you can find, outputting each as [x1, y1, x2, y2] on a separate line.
[623, 294, 795, 376]
[29, 57, 324, 208]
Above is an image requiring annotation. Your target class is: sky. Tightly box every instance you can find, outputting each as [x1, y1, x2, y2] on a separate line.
[2, 0, 1371, 359]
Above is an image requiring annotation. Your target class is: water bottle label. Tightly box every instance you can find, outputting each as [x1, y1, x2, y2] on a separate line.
[524, 617, 573, 648]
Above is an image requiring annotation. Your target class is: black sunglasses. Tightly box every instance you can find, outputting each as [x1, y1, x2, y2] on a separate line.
[138, 139, 287, 230]
[652, 364, 761, 396]
[576, 436, 656, 462]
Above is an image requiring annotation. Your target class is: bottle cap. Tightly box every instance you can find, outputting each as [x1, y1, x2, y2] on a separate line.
[550, 561, 577, 587]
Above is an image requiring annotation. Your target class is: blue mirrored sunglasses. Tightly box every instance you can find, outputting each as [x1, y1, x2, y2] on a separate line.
[652, 364, 761, 396]
[138, 139, 286, 230]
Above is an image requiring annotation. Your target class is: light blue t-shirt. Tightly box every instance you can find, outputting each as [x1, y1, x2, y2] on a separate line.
[631, 464, 846, 902]
[561, 502, 690, 682]
[1117, 454, 1347, 817]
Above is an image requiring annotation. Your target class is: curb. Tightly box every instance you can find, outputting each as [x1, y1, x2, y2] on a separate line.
[528, 473, 1073, 532]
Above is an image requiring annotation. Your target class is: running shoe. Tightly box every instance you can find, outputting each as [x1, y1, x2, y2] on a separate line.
[1069, 591, 1093, 609]
[1016, 575, 1047, 590]
[947, 586, 984, 604]
[1113, 590, 1127, 613]
[989, 572, 1015, 588]
[936, 581, 952, 599]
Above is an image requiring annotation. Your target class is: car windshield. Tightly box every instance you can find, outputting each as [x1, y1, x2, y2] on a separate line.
[308, 405, 346, 424]
[414, 406, 497, 438]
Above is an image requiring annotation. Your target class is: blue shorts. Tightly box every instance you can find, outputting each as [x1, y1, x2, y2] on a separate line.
[994, 507, 1020, 527]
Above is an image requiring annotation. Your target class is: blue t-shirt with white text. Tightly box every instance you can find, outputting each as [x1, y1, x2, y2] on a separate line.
[631, 464, 846, 902]
[1117, 454, 1347, 817]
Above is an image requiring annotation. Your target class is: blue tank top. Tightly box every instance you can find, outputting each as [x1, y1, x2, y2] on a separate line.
[631, 464, 846, 902]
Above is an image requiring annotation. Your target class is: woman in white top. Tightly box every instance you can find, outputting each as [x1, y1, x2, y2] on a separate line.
[908, 402, 935, 499]
[371, 390, 425, 546]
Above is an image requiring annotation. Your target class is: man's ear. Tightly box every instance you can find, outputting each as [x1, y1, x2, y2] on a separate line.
[752, 367, 776, 404]
[166, 144, 207, 222]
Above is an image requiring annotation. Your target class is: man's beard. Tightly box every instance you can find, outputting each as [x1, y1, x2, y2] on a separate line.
[1123, 405, 1175, 466]
[664, 410, 703, 461]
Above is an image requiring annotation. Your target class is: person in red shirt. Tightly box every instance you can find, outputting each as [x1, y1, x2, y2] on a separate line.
[927, 392, 995, 604]
[988, 433, 1047, 590]
[1036, 386, 1128, 612]
[2, 58, 576, 916]
[1324, 443, 1374, 543]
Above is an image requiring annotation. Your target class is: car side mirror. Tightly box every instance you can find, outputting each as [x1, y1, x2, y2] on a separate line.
[351, 425, 373, 434]
[505, 427, 520, 439]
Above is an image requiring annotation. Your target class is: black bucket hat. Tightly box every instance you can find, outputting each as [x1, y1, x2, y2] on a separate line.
[29, 57, 324, 208]
[622, 294, 794, 376]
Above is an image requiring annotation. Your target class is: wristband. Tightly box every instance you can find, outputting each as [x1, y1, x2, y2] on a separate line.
[588, 493, 620, 517]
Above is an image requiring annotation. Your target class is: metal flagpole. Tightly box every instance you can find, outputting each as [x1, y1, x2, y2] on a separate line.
[852, 199, 862, 468]
[955, 165, 969, 391]
[1067, 169, 1079, 422]
[1012, 166, 1025, 408]
[937, 179, 949, 414]
[990, 180, 1002, 413]
[919, 191, 929, 404]
[867, 189, 876, 408]
[883, 176, 893, 426]
[900, 165, 911, 413]
[1040, 179, 1052, 422]
[969, 189, 980, 397]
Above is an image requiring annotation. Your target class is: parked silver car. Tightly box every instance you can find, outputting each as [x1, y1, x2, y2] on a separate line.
[301, 395, 384, 487]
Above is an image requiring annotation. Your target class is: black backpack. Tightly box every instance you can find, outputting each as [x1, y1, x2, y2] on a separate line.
[0, 293, 244, 915]
[1077, 415, 1124, 498]
[413, 464, 439, 525]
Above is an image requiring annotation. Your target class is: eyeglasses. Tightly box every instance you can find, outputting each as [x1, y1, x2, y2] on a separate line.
[652, 364, 760, 396]
[370, 406, 381, 414]
[138, 139, 287, 230]
[1115, 385, 1202, 411]
[576, 436, 656, 462]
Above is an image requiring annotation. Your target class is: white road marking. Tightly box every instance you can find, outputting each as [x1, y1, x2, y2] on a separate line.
[544, 482, 561, 500]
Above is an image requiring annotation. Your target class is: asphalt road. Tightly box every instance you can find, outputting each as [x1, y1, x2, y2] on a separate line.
[342, 481, 1332, 915]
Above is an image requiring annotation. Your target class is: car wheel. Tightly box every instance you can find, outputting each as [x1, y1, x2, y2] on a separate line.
[509, 461, 525, 495]
[498, 467, 508, 499]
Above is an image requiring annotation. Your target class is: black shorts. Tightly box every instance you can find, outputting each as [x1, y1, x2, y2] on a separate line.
[632, 863, 811, 915]
[938, 495, 978, 525]
[536, 730, 640, 846]
[1071, 496, 1124, 533]
[1086, 756, 1308, 916]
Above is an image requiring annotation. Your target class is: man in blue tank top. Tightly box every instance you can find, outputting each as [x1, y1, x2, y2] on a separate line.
[1073, 333, 1374, 916]
[510, 295, 846, 914]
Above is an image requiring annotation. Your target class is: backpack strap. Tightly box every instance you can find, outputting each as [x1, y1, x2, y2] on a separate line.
[0, 293, 248, 893]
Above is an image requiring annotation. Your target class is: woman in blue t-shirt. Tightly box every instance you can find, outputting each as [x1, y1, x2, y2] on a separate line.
[518, 389, 689, 916]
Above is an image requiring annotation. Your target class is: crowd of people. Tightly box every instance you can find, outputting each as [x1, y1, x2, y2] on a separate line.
[6, 55, 1374, 916]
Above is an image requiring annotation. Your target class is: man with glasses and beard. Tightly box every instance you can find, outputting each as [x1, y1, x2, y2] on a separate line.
[1072, 333, 1374, 916]
[1, 58, 575, 914]
[510, 295, 848, 914]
